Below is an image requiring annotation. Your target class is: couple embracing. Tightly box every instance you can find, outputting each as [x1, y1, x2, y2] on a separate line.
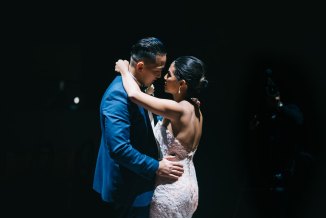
[93, 37, 208, 218]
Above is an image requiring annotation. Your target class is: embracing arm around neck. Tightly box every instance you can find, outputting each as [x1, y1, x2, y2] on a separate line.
[115, 59, 184, 121]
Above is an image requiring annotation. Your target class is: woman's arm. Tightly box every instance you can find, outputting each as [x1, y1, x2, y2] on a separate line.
[115, 59, 183, 121]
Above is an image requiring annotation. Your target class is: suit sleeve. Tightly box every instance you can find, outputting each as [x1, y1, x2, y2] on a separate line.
[102, 88, 159, 180]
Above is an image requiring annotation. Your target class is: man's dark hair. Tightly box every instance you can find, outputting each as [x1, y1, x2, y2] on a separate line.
[130, 37, 167, 65]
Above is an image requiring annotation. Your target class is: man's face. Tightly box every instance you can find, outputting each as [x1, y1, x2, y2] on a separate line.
[139, 55, 166, 87]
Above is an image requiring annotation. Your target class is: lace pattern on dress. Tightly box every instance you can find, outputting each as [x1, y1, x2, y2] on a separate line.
[150, 120, 198, 218]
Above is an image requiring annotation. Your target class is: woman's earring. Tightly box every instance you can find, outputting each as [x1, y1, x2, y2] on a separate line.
[178, 86, 181, 94]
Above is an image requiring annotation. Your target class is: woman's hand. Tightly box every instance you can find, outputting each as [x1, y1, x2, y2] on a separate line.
[115, 59, 129, 75]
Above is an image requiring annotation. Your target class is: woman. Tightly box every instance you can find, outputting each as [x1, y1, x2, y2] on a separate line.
[115, 56, 208, 218]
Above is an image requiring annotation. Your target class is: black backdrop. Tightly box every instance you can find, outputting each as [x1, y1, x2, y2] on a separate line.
[2, 2, 326, 217]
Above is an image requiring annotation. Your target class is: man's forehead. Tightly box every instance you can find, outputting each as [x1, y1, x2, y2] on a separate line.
[156, 55, 166, 66]
[147, 55, 166, 69]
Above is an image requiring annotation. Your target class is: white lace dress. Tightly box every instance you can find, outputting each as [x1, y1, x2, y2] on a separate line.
[150, 120, 199, 218]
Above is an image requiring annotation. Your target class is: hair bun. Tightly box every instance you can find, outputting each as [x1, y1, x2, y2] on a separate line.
[200, 77, 208, 89]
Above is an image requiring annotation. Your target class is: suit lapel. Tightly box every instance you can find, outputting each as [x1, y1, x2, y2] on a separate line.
[138, 105, 150, 132]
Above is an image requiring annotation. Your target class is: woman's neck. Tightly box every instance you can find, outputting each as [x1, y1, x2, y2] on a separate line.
[173, 93, 186, 102]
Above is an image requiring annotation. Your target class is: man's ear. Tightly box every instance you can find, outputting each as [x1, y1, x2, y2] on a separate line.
[136, 61, 145, 72]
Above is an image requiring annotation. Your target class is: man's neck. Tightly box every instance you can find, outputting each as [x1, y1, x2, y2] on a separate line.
[129, 71, 143, 87]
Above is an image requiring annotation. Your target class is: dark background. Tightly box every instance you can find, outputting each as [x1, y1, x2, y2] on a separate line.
[2, 2, 326, 217]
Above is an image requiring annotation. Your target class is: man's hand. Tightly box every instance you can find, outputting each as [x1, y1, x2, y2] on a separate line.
[156, 156, 184, 181]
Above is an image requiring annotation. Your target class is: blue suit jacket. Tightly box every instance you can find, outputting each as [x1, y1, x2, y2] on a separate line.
[93, 76, 160, 207]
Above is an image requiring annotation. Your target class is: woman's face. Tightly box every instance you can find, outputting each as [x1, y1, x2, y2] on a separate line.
[164, 62, 180, 94]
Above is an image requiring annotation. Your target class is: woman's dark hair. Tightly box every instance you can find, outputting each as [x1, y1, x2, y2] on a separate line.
[174, 56, 208, 98]
[130, 37, 167, 65]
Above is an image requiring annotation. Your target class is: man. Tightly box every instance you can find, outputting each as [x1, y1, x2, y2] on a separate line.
[93, 37, 184, 218]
